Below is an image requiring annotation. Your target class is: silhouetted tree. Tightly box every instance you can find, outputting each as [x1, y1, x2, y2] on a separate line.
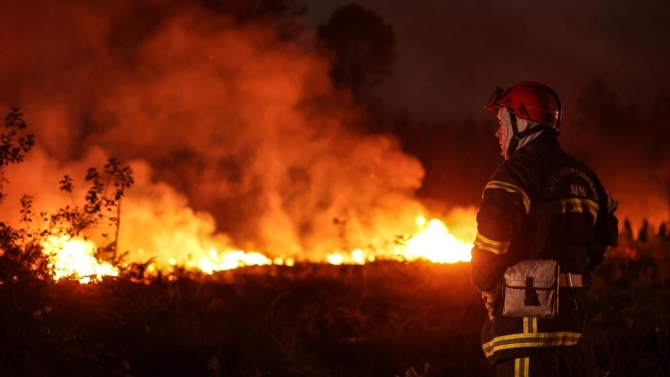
[1, 109, 34, 204]
[391, 110, 500, 207]
[638, 219, 649, 242]
[659, 222, 667, 239]
[576, 78, 625, 135]
[318, 3, 396, 102]
[619, 218, 634, 246]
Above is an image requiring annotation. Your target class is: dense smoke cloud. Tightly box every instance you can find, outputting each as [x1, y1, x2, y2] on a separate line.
[0, 0, 429, 264]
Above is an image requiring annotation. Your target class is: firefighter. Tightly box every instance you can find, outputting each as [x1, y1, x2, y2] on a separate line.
[471, 81, 619, 376]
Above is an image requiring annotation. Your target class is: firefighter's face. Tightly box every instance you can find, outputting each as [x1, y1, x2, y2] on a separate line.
[495, 110, 507, 158]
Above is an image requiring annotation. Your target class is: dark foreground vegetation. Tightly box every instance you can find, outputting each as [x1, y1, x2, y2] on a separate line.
[1, 242, 669, 377]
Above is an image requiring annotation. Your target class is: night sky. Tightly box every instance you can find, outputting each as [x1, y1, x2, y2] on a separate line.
[301, 0, 670, 123]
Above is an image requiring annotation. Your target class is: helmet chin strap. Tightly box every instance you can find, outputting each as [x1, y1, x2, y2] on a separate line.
[505, 110, 521, 157]
[505, 109, 552, 158]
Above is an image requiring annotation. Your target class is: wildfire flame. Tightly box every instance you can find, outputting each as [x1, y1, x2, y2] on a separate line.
[327, 215, 473, 265]
[40, 214, 473, 283]
[403, 216, 473, 263]
[195, 249, 275, 274]
[42, 235, 119, 284]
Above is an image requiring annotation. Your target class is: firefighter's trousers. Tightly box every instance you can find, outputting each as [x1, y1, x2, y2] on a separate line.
[495, 352, 577, 377]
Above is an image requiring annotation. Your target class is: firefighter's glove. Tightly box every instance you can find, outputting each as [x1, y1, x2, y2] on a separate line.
[481, 284, 502, 321]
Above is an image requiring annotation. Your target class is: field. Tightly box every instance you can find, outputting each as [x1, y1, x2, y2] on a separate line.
[1, 245, 669, 377]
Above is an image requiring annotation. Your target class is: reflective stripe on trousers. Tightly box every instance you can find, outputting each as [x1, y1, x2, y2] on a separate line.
[495, 354, 570, 377]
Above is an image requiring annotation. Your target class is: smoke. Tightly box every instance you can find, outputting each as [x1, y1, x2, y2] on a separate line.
[567, 138, 670, 234]
[560, 94, 670, 232]
[0, 0, 429, 264]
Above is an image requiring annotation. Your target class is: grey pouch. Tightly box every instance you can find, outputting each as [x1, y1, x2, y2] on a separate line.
[502, 259, 559, 319]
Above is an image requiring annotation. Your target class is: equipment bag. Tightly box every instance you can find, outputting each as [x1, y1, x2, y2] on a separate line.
[502, 259, 559, 319]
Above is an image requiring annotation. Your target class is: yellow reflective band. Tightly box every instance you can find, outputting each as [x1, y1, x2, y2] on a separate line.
[533, 198, 600, 225]
[559, 198, 599, 225]
[485, 180, 531, 213]
[474, 242, 503, 254]
[482, 332, 581, 358]
[514, 359, 521, 377]
[522, 317, 537, 334]
[474, 232, 510, 255]
[476, 232, 507, 246]
[514, 357, 529, 377]
[524, 357, 529, 377]
[562, 198, 599, 217]
[605, 190, 618, 213]
[515, 358, 521, 377]
[483, 331, 581, 347]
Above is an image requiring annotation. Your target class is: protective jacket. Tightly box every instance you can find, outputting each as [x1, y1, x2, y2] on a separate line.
[471, 132, 618, 364]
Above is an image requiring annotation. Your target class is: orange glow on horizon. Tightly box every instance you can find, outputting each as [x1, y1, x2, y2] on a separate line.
[39, 213, 475, 283]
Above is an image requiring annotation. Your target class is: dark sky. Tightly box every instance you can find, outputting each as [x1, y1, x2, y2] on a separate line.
[300, 0, 670, 123]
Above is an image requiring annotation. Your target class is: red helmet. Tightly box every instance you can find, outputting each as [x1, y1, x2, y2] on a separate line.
[484, 81, 562, 129]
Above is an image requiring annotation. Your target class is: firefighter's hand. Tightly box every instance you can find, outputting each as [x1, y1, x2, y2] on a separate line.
[582, 272, 593, 292]
[481, 284, 502, 321]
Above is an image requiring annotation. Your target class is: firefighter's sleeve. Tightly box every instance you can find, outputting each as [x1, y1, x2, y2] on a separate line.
[471, 174, 530, 293]
[588, 189, 618, 271]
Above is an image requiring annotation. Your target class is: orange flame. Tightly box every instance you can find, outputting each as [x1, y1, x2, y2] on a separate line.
[42, 235, 119, 284]
[196, 249, 272, 274]
[40, 214, 474, 281]
[326, 215, 473, 265]
[403, 216, 473, 263]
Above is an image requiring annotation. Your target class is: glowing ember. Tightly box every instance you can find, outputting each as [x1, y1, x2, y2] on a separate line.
[327, 253, 344, 265]
[273, 258, 295, 266]
[402, 216, 473, 263]
[196, 249, 272, 274]
[42, 236, 119, 284]
[352, 249, 366, 264]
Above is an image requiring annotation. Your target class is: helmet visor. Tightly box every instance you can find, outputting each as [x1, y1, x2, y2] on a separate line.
[484, 86, 506, 114]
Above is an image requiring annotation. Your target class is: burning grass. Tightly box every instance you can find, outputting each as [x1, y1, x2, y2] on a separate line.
[33, 212, 474, 284]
